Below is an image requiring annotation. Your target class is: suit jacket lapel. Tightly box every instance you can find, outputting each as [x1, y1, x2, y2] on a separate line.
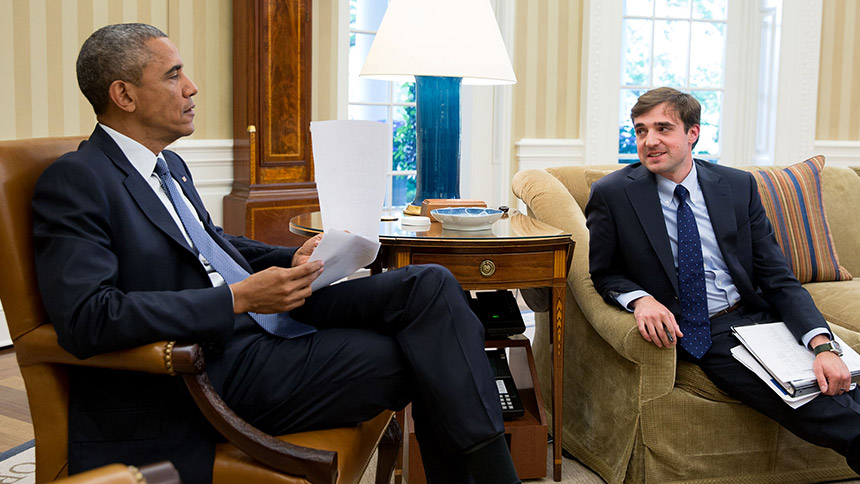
[625, 165, 680, 294]
[162, 151, 255, 274]
[697, 161, 740, 271]
[90, 127, 197, 255]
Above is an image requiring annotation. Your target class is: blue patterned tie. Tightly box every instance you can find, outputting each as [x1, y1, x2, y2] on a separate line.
[154, 157, 315, 339]
[675, 185, 711, 358]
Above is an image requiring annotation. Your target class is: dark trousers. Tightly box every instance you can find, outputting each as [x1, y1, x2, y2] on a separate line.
[683, 305, 860, 472]
[208, 264, 504, 482]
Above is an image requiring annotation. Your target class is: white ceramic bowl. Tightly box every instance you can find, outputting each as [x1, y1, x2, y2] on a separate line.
[430, 207, 503, 231]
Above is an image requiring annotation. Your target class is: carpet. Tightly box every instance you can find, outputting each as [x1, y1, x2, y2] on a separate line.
[0, 440, 35, 483]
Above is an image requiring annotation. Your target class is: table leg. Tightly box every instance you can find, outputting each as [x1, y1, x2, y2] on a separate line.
[551, 284, 564, 481]
[394, 409, 404, 484]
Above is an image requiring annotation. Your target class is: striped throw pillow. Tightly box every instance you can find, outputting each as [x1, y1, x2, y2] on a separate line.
[751, 155, 852, 283]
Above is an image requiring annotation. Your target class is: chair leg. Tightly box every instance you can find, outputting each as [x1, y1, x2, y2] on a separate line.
[376, 417, 403, 484]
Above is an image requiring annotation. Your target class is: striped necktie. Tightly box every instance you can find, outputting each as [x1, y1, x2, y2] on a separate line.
[154, 157, 316, 339]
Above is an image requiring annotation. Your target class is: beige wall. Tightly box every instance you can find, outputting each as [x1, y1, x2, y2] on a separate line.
[0, 0, 232, 141]
[512, 0, 584, 142]
[5, 0, 853, 144]
[817, 0, 860, 141]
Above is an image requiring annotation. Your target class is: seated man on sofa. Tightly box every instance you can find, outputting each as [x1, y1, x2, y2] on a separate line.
[31, 23, 519, 484]
[586, 86, 860, 472]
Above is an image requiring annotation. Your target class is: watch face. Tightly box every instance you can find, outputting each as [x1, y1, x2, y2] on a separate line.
[833, 340, 844, 355]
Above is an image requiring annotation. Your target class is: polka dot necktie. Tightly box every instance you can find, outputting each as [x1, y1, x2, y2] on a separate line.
[675, 184, 712, 358]
[154, 157, 316, 339]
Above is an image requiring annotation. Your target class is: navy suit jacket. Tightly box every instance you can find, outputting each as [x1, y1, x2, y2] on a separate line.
[32, 125, 297, 482]
[585, 159, 827, 343]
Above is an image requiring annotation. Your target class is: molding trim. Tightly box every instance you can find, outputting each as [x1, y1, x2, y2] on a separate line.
[813, 140, 860, 167]
[493, 0, 516, 207]
[582, 0, 622, 166]
[515, 138, 585, 172]
[774, 0, 822, 164]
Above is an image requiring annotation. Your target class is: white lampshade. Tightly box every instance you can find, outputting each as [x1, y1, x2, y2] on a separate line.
[359, 0, 516, 86]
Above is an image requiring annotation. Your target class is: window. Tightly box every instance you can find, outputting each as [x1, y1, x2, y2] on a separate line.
[348, 0, 416, 208]
[618, 0, 727, 163]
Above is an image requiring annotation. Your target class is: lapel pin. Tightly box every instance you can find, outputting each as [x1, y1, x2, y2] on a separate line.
[181, 176, 187, 182]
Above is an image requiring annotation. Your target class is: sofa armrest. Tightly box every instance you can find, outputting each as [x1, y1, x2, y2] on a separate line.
[513, 168, 678, 401]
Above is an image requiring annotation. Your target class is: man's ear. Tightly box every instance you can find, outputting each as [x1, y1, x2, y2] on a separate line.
[107, 80, 136, 113]
[688, 124, 700, 146]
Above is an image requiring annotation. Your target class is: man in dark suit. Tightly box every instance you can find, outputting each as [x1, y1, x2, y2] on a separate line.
[586, 86, 860, 471]
[32, 23, 519, 484]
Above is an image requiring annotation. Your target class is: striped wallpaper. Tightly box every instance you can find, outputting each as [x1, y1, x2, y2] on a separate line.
[4, 0, 854, 144]
[511, 0, 584, 142]
[817, 0, 860, 141]
[0, 0, 232, 141]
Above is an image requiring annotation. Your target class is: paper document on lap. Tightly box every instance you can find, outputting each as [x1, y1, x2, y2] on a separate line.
[732, 321, 860, 404]
[730, 344, 820, 408]
[309, 120, 388, 290]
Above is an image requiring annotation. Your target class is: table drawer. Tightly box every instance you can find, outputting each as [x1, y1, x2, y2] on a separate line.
[410, 251, 555, 284]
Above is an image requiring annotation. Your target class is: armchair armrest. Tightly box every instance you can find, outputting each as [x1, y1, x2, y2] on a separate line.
[15, 324, 341, 484]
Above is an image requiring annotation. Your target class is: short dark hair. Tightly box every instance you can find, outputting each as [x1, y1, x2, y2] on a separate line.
[77, 23, 167, 115]
[631, 87, 701, 134]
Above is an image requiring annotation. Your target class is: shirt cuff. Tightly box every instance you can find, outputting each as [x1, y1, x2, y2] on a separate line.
[616, 290, 651, 312]
[801, 327, 832, 349]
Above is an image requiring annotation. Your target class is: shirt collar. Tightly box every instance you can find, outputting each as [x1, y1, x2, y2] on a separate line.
[657, 161, 700, 207]
[99, 123, 164, 180]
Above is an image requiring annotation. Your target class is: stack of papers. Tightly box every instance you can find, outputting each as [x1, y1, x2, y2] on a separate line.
[732, 322, 860, 408]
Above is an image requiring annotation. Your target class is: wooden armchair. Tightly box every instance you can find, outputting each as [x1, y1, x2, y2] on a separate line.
[0, 137, 400, 484]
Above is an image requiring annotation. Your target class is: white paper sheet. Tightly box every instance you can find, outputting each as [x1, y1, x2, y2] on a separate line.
[308, 120, 388, 289]
[310, 120, 388, 239]
[308, 230, 380, 291]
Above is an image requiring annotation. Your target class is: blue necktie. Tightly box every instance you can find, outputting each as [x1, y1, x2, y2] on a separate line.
[675, 184, 711, 358]
[154, 157, 316, 339]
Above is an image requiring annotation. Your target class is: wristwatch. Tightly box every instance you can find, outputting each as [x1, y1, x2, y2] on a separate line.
[813, 339, 843, 357]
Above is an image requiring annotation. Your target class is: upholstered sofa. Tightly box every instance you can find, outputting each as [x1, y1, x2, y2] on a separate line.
[512, 157, 860, 483]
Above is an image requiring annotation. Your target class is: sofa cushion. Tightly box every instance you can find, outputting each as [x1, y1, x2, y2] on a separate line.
[749, 155, 852, 283]
[804, 279, 860, 333]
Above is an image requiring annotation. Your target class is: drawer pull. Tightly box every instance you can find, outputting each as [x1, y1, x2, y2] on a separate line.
[479, 259, 496, 277]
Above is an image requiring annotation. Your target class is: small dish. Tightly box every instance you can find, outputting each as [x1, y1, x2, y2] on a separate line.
[430, 207, 503, 231]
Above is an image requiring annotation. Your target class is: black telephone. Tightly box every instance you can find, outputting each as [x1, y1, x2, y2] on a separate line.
[467, 290, 526, 339]
[486, 349, 524, 419]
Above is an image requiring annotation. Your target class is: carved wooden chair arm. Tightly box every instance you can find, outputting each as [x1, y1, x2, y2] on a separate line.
[16, 324, 339, 484]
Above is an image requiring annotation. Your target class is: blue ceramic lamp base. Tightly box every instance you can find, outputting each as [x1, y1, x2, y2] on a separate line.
[404, 75, 463, 215]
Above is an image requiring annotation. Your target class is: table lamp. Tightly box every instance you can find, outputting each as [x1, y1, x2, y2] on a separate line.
[359, 0, 516, 215]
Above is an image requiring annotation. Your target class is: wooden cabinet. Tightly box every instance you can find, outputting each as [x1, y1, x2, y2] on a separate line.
[225, 0, 319, 246]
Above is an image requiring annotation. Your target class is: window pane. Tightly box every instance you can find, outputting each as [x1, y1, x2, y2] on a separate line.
[349, 104, 388, 123]
[390, 173, 416, 208]
[394, 81, 416, 104]
[692, 90, 721, 155]
[349, 33, 390, 103]
[624, 0, 653, 16]
[622, 19, 652, 86]
[655, 0, 691, 18]
[618, 89, 645, 154]
[653, 20, 689, 86]
[392, 105, 416, 172]
[689, 22, 725, 87]
[692, 0, 726, 20]
[350, 0, 388, 31]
